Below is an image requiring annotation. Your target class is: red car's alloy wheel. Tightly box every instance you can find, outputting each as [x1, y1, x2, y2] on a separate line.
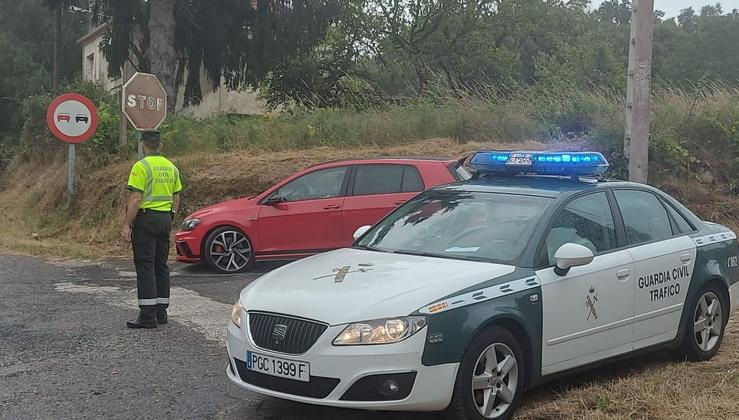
[205, 228, 254, 273]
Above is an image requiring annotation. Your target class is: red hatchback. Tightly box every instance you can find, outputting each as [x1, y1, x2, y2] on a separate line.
[175, 158, 470, 273]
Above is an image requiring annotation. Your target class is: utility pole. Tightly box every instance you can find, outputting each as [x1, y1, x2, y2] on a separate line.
[52, 0, 62, 88]
[623, 0, 654, 183]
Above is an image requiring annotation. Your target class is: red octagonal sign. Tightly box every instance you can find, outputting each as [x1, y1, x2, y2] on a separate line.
[122, 72, 167, 131]
[46, 93, 99, 144]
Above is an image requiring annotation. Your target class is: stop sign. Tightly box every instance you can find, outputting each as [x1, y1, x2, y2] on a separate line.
[122, 72, 167, 130]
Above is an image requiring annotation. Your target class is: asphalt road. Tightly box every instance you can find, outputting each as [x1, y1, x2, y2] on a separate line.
[0, 254, 441, 420]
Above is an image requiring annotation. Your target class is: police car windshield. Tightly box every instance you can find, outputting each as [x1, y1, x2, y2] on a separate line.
[357, 190, 553, 264]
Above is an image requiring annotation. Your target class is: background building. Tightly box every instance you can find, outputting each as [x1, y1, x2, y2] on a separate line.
[78, 24, 267, 118]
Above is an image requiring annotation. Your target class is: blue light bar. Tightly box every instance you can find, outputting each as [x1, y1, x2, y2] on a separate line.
[469, 151, 609, 176]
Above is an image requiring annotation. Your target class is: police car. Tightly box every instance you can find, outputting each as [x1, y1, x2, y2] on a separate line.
[226, 151, 739, 420]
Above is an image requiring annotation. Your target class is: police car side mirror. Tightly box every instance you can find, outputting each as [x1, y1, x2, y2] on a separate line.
[554, 243, 594, 276]
[353, 225, 372, 241]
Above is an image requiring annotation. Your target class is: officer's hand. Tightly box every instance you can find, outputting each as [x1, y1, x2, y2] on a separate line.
[121, 226, 132, 243]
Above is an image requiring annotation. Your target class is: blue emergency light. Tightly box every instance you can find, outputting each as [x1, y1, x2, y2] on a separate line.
[468, 151, 609, 176]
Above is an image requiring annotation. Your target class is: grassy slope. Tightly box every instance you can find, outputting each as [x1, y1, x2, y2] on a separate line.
[0, 138, 552, 259]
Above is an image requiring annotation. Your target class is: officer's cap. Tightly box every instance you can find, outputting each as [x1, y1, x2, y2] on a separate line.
[139, 130, 161, 146]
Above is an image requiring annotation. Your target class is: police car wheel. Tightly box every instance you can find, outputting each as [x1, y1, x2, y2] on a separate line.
[446, 326, 525, 420]
[681, 284, 727, 362]
[203, 227, 254, 274]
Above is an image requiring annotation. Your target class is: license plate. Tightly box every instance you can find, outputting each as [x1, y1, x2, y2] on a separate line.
[507, 153, 532, 166]
[247, 351, 310, 382]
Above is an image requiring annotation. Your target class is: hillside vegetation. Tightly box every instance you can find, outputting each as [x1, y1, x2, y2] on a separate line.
[1, 84, 738, 259]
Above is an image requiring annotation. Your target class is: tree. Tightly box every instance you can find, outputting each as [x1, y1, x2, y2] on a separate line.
[594, 0, 631, 25]
[147, 0, 177, 112]
[365, 0, 497, 93]
[0, 0, 85, 153]
[93, 0, 340, 111]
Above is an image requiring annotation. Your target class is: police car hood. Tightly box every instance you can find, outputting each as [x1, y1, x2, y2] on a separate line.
[240, 248, 515, 325]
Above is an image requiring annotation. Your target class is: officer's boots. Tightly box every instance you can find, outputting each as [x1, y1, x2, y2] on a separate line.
[156, 308, 168, 324]
[127, 306, 158, 329]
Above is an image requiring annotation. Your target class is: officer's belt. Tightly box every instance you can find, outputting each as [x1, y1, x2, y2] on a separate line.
[138, 208, 171, 215]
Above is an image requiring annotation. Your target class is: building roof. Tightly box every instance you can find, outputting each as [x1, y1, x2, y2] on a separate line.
[77, 23, 110, 46]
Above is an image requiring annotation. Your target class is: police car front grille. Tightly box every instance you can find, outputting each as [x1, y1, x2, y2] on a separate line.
[248, 312, 327, 355]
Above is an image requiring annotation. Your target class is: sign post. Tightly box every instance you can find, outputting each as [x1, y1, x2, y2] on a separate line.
[121, 72, 168, 159]
[46, 93, 99, 206]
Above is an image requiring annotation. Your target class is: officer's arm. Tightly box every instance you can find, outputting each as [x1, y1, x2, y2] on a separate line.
[123, 192, 142, 228]
[172, 194, 180, 214]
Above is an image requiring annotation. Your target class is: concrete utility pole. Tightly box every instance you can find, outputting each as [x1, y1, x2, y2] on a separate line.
[623, 0, 654, 183]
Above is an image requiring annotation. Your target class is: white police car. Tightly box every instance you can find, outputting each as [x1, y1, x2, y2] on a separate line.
[226, 151, 739, 420]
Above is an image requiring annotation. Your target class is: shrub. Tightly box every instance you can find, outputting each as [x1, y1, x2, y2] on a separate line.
[18, 80, 123, 166]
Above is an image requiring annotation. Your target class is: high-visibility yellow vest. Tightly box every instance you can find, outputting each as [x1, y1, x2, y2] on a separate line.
[126, 153, 182, 212]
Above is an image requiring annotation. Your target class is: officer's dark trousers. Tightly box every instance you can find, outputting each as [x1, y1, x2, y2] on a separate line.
[132, 210, 172, 314]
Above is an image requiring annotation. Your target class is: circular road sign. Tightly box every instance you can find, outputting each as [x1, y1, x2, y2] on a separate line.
[46, 93, 99, 144]
[122, 72, 167, 131]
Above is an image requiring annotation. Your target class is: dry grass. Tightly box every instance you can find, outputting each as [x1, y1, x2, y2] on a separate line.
[518, 318, 739, 419]
[0, 138, 557, 259]
[1, 135, 738, 258]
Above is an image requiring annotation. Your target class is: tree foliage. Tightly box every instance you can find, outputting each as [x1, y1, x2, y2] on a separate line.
[0, 0, 86, 155]
[276, 0, 739, 108]
[3, 0, 739, 149]
[92, 0, 340, 106]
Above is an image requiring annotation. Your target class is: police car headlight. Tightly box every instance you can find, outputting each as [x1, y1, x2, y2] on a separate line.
[333, 316, 427, 345]
[230, 300, 243, 327]
[181, 218, 200, 231]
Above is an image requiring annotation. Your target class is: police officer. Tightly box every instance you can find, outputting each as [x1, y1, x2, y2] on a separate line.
[121, 130, 182, 328]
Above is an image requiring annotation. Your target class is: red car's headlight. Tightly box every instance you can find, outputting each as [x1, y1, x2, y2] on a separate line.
[180, 218, 201, 231]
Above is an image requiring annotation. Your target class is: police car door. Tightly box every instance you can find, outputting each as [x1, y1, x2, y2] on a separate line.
[536, 191, 635, 375]
[612, 189, 696, 350]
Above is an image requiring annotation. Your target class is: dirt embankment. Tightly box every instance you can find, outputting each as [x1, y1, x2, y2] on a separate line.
[0, 137, 737, 259]
[0, 139, 549, 258]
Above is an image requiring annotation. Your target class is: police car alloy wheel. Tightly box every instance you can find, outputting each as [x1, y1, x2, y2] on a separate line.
[681, 284, 727, 361]
[204, 227, 254, 274]
[224, 150, 739, 420]
[446, 327, 524, 420]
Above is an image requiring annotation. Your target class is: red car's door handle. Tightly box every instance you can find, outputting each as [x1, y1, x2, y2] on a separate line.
[394, 200, 406, 205]
[323, 204, 341, 210]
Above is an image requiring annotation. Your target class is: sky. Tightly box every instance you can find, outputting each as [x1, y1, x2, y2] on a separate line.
[591, 1, 739, 18]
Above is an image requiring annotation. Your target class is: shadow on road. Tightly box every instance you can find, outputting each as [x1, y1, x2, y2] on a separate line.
[174, 260, 289, 276]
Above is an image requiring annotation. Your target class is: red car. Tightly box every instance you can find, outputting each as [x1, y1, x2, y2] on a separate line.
[175, 158, 470, 273]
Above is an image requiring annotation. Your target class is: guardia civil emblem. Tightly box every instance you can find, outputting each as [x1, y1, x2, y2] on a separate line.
[313, 263, 374, 283]
[586, 286, 599, 321]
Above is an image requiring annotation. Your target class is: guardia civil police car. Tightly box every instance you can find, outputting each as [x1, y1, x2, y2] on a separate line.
[226, 151, 739, 420]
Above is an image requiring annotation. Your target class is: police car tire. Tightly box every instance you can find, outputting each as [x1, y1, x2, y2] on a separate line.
[446, 326, 525, 420]
[680, 283, 728, 362]
[203, 227, 255, 274]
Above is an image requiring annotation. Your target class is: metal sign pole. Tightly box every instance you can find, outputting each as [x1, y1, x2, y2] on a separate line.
[67, 144, 76, 206]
